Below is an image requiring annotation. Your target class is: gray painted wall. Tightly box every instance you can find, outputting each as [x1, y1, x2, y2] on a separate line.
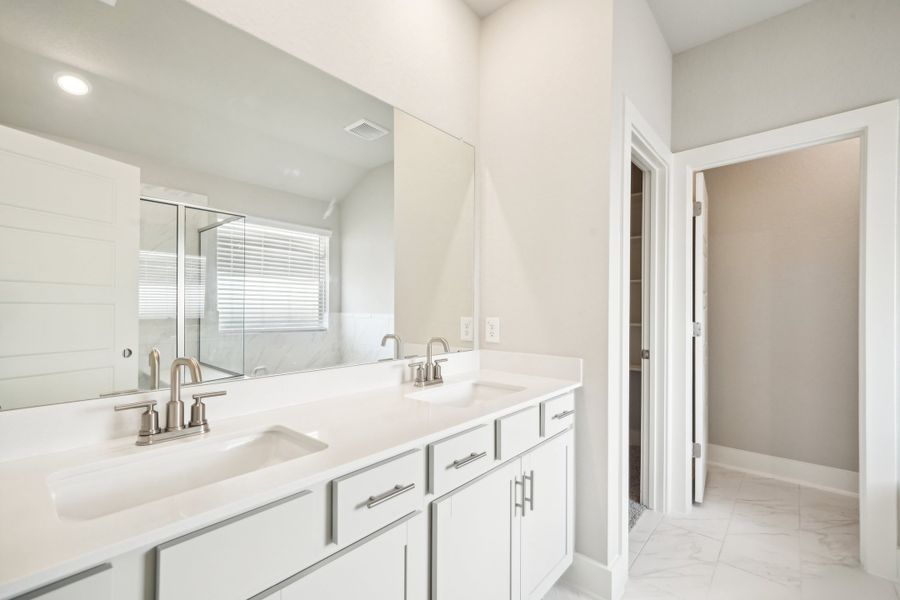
[672, 0, 900, 151]
[705, 139, 860, 472]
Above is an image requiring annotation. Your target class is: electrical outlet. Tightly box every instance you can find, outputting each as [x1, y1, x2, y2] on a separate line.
[460, 317, 473, 342]
[485, 317, 500, 343]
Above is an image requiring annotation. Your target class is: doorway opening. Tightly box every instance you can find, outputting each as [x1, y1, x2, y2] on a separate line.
[628, 161, 650, 530]
[691, 137, 862, 548]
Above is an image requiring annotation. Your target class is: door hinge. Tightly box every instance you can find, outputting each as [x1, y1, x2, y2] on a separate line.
[692, 443, 702, 459]
[640, 349, 650, 360]
[693, 201, 703, 217]
[692, 322, 702, 337]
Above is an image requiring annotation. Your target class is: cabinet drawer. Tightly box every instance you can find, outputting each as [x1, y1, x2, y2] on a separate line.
[541, 393, 575, 437]
[332, 449, 423, 545]
[156, 488, 326, 600]
[495, 405, 540, 461]
[428, 425, 494, 496]
[15, 564, 111, 600]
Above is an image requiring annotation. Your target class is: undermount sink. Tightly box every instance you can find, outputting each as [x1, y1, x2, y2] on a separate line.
[48, 426, 327, 521]
[406, 380, 525, 408]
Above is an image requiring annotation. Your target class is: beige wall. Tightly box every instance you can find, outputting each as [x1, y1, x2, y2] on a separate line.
[704, 139, 860, 472]
[672, 0, 900, 151]
[395, 111, 474, 350]
[340, 163, 394, 315]
[479, 0, 616, 564]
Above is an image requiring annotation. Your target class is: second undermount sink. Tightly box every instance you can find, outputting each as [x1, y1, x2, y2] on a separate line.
[48, 426, 326, 521]
[407, 380, 525, 408]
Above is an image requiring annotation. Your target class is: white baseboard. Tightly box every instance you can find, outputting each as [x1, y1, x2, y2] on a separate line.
[708, 444, 858, 496]
[560, 552, 627, 599]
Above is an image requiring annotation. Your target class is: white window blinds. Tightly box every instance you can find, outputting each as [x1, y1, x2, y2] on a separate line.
[217, 221, 329, 333]
[138, 250, 205, 320]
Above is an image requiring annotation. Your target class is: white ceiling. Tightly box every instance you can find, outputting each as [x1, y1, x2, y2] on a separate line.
[646, 0, 815, 54]
[0, 0, 394, 202]
[463, 0, 514, 18]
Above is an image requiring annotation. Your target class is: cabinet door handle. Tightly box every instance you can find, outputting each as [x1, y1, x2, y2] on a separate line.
[366, 483, 415, 509]
[552, 409, 575, 420]
[524, 470, 535, 512]
[514, 477, 526, 517]
[451, 451, 487, 469]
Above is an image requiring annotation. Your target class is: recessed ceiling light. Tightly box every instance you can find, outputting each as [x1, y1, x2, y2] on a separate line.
[55, 73, 92, 96]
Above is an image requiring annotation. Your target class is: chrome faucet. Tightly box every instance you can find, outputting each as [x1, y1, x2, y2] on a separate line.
[116, 357, 226, 446]
[149, 347, 161, 391]
[381, 333, 403, 360]
[411, 337, 450, 387]
[167, 357, 202, 431]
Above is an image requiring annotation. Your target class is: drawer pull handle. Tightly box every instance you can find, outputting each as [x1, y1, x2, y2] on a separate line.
[366, 483, 416, 508]
[552, 409, 575, 420]
[452, 451, 487, 470]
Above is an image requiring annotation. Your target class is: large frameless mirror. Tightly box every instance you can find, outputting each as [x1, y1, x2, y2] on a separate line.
[0, 0, 474, 411]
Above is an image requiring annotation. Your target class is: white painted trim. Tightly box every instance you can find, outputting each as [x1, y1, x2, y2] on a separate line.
[667, 101, 899, 580]
[560, 552, 626, 600]
[708, 444, 858, 496]
[611, 100, 672, 582]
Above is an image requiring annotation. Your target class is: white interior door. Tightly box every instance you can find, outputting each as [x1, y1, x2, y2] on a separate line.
[692, 171, 709, 503]
[0, 124, 140, 408]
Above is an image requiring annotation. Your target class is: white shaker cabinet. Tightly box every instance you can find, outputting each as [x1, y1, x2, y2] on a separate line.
[521, 430, 574, 600]
[12, 565, 111, 600]
[432, 429, 574, 600]
[431, 460, 522, 600]
[270, 513, 424, 600]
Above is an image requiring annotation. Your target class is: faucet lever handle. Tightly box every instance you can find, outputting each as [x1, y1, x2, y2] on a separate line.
[191, 390, 227, 402]
[408, 361, 425, 384]
[189, 391, 226, 429]
[114, 400, 160, 437]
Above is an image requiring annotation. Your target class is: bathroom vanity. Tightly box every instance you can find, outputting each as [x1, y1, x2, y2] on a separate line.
[0, 353, 580, 600]
[0, 2, 578, 598]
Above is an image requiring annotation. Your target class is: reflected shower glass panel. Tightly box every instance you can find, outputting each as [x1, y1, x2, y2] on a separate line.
[184, 207, 245, 383]
[138, 199, 178, 391]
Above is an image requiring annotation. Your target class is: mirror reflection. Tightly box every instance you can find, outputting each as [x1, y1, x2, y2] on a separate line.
[0, 0, 474, 410]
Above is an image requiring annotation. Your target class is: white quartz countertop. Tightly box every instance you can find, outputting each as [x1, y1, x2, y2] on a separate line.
[0, 368, 579, 597]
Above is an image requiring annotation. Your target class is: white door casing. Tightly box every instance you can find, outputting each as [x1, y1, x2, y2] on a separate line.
[692, 172, 709, 504]
[667, 101, 899, 580]
[0, 124, 140, 408]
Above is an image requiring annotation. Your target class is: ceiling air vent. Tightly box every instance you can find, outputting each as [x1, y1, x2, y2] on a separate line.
[344, 119, 390, 141]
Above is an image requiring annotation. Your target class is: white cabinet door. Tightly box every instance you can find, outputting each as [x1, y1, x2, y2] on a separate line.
[520, 431, 574, 600]
[280, 518, 411, 600]
[432, 460, 521, 600]
[0, 124, 140, 407]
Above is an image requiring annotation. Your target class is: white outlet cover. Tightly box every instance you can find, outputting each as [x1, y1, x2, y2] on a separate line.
[485, 317, 500, 343]
[460, 317, 473, 342]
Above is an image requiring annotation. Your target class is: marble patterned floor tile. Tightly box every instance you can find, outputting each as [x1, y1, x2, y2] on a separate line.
[798, 490, 858, 534]
[708, 563, 800, 600]
[630, 522, 723, 576]
[800, 529, 860, 572]
[729, 498, 800, 533]
[630, 563, 717, 600]
[800, 563, 898, 600]
[664, 498, 734, 541]
[704, 465, 746, 500]
[736, 474, 800, 505]
[621, 578, 683, 599]
[719, 531, 801, 587]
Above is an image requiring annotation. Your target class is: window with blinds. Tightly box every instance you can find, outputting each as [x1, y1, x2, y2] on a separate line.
[138, 250, 205, 320]
[217, 221, 329, 333]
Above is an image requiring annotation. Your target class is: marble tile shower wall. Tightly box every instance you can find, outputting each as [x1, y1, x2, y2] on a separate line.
[199, 312, 395, 378]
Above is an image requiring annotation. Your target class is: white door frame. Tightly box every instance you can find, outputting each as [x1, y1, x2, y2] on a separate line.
[667, 100, 900, 580]
[614, 100, 671, 570]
